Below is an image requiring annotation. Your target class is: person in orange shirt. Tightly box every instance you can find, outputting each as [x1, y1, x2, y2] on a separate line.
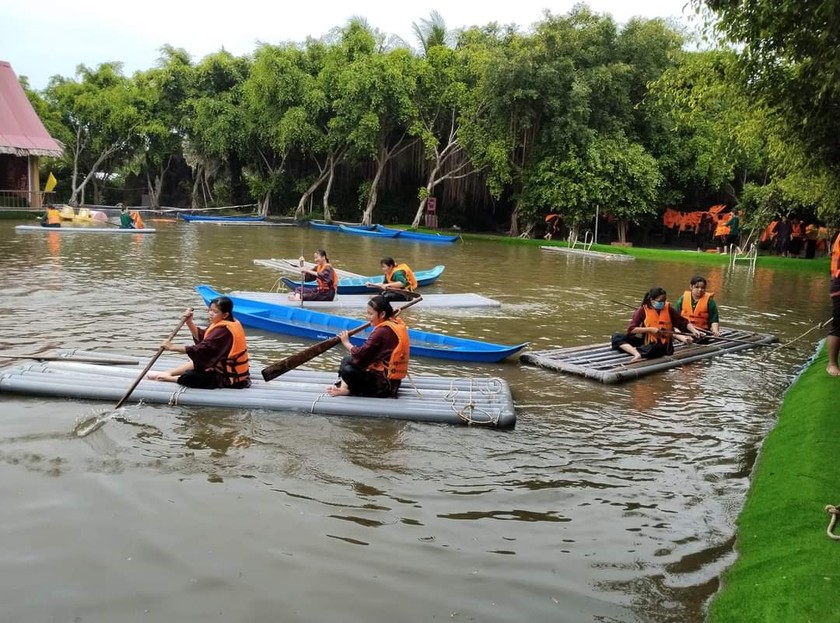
[829, 232, 840, 376]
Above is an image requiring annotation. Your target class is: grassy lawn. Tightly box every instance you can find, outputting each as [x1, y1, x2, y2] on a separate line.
[707, 343, 840, 622]
[446, 229, 830, 275]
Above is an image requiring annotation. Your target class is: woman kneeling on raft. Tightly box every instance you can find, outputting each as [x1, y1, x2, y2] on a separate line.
[327, 295, 410, 398]
[611, 286, 703, 363]
[148, 297, 251, 389]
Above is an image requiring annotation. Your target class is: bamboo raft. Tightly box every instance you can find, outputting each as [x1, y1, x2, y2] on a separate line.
[520, 328, 777, 383]
[0, 352, 516, 428]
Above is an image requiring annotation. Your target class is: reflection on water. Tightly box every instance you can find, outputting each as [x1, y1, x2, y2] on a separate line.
[0, 221, 830, 622]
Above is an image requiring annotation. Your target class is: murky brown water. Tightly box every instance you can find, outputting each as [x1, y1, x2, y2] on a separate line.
[0, 219, 831, 622]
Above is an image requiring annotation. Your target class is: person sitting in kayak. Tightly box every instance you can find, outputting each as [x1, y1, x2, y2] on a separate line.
[147, 297, 251, 389]
[41, 204, 62, 228]
[366, 257, 417, 302]
[118, 203, 134, 229]
[611, 286, 703, 363]
[327, 295, 409, 398]
[290, 249, 336, 301]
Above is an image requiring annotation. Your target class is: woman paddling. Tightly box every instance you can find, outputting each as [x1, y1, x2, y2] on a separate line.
[290, 249, 336, 301]
[611, 286, 703, 363]
[147, 297, 251, 388]
[327, 295, 410, 398]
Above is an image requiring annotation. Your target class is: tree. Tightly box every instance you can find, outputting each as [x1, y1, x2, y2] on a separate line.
[43, 63, 140, 205]
[330, 21, 422, 224]
[698, 0, 840, 220]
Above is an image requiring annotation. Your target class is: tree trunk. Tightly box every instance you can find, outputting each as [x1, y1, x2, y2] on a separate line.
[617, 219, 629, 243]
[295, 168, 330, 220]
[412, 195, 430, 229]
[361, 155, 387, 226]
[508, 203, 521, 237]
[322, 155, 336, 222]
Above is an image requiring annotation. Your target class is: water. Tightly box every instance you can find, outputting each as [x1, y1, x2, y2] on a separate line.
[0, 219, 830, 622]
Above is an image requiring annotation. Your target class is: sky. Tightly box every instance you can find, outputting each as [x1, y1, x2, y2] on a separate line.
[1, 0, 695, 90]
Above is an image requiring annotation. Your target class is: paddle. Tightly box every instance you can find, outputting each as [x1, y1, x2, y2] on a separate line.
[693, 328, 773, 347]
[0, 354, 140, 365]
[73, 311, 192, 437]
[261, 294, 423, 381]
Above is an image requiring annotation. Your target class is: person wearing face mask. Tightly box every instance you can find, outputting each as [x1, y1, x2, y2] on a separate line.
[611, 286, 703, 363]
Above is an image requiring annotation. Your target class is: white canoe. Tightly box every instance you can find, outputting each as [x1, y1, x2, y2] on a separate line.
[0, 352, 515, 428]
[230, 290, 502, 310]
[16, 225, 156, 234]
[254, 258, 363, 279]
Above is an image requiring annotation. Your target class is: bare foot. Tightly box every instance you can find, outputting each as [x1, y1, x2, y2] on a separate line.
[327, 385, 351, 396]
[828, 366, 840, 377]
[628, 355, 642, 363]
[146, 371, 162, 380]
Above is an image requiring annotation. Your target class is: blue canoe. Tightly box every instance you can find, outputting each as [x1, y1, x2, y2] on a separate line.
[375, 225, 461, 244]
[281, 264, 445, 295]
[338, 224, 400, 238]
[180, 214, 266, 222]
[196, 285, 527, 363]
[310, 221, 377, 232]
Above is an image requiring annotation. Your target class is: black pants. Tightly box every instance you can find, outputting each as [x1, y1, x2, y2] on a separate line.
[177, 370, 250, 389]
[610, 333, 670, 359]
[297, 286, 336, 301]
[337, 355, 397, 397]
[831, 294, 840, 338]
[381, 290, 412, 303]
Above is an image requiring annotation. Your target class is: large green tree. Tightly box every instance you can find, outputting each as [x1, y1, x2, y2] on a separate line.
[699, 0, 840, 220]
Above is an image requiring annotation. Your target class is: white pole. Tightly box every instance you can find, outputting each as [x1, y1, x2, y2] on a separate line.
[594, 204, 599, 246]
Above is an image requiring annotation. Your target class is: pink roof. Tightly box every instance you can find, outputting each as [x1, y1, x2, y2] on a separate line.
[0, 60, 63, 157]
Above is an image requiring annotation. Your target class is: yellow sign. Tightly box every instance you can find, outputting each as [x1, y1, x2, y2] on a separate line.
[44, 172, 57, 193]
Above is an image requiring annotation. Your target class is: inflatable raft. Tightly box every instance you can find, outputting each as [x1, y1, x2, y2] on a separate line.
[229, 290, 502, 310]
[0, 353, 516, 428]
[520, 328, 777, 383]
[15, 225, 156, 234]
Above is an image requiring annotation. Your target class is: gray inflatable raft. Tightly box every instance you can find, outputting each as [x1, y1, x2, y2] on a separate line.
[0, 353, 516, 428]
[229, 291, 502, 310]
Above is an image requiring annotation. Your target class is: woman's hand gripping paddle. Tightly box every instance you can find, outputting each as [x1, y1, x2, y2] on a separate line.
[261, 293, 422, 381]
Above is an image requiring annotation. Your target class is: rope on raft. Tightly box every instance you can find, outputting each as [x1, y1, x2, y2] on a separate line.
[446, 379, 500, 426]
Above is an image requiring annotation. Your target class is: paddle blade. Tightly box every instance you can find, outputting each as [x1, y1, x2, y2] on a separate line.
[261, 336, 343, 381]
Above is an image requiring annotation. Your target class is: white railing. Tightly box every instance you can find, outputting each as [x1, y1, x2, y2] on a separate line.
[568, 229, 594, 252]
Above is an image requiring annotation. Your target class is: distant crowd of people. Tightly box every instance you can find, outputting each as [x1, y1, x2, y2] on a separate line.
[759, 214, 830, 259]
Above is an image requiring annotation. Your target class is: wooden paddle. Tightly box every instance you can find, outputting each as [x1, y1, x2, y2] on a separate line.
[262, 294, 422, 381]
[73, 311, 192, 437]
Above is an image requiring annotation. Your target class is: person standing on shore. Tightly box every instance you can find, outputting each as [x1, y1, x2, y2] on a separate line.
[828, 231, 840, 376]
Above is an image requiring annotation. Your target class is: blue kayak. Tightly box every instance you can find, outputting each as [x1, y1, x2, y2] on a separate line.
[196, 285, 527, 363]
[180, 214, 265, 222]
[375, 225, 461, 243]
[282, 264, 445, 295]
[310, 221, 377, 232]
[338, 224, 400, 238]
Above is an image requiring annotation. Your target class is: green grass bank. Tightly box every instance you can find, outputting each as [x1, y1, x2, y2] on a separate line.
[452, 230, 829, 276]
[707, 343, 840, 621]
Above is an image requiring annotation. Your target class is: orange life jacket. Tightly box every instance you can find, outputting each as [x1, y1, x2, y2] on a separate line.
[47, 208, 62, 225]
[204, 319, 250, 387]
[130, 211, 144, 229]
[680, 291, 713, 330]
[315, 262, 335, 292]
[832, 235, 840, 279]
[367, 318, 410, 381]
[714, 221, 730, 238]
[643, 303, 673, 345]
[386, 263, 418, 291]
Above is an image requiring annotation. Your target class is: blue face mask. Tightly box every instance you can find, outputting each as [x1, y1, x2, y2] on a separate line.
[652, 301, 665, 310]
